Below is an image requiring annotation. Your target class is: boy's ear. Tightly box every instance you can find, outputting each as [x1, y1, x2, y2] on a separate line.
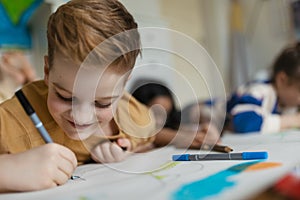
[44, 55, 49, 86]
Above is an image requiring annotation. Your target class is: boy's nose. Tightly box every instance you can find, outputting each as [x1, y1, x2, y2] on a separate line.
[71, 103, 95, 125]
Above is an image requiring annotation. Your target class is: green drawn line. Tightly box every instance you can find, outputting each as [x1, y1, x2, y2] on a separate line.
[145, 161, 180, 180]
[145, 161, 179, 174]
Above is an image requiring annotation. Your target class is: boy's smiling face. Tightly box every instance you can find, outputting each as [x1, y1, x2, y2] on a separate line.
[44, 53, 129, 140]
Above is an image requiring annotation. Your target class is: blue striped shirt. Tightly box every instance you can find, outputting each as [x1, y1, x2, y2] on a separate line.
[226, 81, 297, 134]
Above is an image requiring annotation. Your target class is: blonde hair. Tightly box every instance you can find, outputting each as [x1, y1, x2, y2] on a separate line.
[47, 0, 140, 72]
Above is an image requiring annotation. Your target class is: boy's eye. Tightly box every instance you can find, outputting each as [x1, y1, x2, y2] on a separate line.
[56, 92, 73, 102]
[95, 101, 111, 108]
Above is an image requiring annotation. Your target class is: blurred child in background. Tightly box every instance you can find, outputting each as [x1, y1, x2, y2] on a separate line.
[226, 42, 300, 134]
[131, 79, 220, 149]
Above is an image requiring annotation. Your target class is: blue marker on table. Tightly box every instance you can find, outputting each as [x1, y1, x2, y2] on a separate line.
[172, 151, 268, 161]
[15, 90, 53, 143]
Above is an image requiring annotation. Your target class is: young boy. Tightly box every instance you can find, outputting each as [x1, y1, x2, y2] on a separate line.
[0, 0, 155, 192]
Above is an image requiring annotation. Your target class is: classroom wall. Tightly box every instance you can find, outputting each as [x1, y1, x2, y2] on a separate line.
[242, 0, 293, 77]
[29, 3, 51, 78]
[122, 0, 293, 107]
[121, 0, 225, 108]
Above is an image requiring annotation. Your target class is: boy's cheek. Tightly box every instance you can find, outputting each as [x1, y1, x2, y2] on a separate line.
[47, 96, 69, 115]
[96, 109, 114, 122]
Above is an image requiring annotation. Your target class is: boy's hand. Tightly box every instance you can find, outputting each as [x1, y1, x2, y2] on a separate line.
[91, 138, 132, 163]
[0, 143, 77, 192]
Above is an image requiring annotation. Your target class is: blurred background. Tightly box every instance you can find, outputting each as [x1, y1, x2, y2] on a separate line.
[0, 0, 298, 108]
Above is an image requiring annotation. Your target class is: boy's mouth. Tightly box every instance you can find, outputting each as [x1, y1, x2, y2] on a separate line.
[68, 120, 94, 130]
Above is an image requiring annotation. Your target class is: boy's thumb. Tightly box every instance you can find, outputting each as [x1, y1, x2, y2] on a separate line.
[117, 138, 130, 151]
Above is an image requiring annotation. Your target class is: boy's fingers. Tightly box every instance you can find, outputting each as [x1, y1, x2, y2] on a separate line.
[110, 143, 126, 161]
[91, 146, 104, 163]
[91, 139, 131, 163]
[117, 138, 131, 151]
[99, 142, 115, 162]
[53, 144, 77, 168]
[57, 155, 76, 180]
[53, 168, 69, 186]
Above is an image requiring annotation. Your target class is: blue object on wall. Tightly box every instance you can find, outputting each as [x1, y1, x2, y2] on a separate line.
[0, 0, 43, 49]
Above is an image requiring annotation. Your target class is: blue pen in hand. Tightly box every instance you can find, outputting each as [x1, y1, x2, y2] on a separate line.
[15, 90, 81, 180]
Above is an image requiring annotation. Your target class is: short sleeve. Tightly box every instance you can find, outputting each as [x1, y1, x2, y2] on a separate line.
[114, 92, 156, 149]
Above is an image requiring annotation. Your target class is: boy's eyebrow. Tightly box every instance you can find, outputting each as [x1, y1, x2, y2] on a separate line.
[53, 82, 120, 100]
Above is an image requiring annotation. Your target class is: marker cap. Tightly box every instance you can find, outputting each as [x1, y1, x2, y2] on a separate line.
[15, 90, 35, 115]
[242, 152, 268, 160]
[172, 154, 190, 161]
